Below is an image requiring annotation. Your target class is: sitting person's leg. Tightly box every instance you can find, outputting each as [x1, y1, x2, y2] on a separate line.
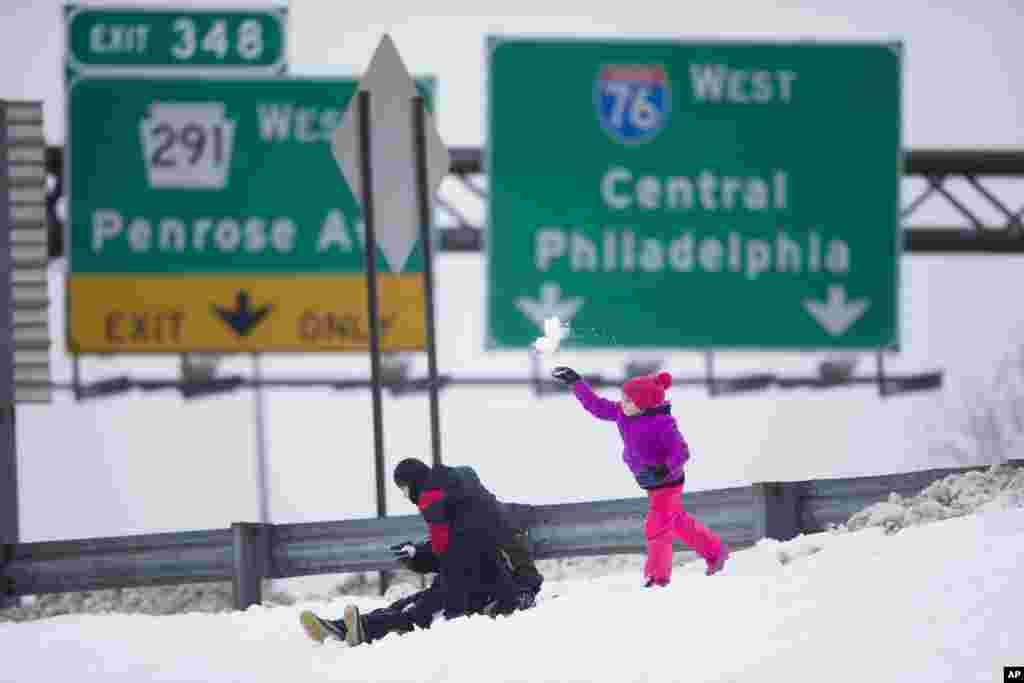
[479, 539, 538, 616]
[299, 585, 441, 645]
[354, 585, 447, 644]
[401, 583, 445, 630]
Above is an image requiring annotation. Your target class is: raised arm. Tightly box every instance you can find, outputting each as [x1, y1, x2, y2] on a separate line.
[572, 380, 622, 421]
[552, 367, 622, 421]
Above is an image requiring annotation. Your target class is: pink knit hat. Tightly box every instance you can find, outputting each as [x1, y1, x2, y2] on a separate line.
[623, 372, 672, 410]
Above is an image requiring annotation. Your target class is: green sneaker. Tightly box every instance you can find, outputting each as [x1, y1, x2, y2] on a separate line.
[299, 610, 347, 643]
[343, 604, 366, 646]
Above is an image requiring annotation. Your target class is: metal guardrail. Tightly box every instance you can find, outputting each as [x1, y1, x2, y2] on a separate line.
[4, 459, 1018, 610]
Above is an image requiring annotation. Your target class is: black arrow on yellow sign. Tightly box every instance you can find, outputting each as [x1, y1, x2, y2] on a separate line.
[212, 291, 273, 337]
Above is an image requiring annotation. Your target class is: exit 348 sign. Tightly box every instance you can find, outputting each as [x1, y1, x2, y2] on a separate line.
[65, 5, 287, 75]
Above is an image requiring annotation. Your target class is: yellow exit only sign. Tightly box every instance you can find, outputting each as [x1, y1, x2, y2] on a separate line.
[67, 273, 426, 353]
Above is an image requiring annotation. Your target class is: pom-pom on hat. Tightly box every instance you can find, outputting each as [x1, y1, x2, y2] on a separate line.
[623, 372, 672, 411]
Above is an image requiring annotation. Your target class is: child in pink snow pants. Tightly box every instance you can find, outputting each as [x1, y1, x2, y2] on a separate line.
[551, 366, 729, 586]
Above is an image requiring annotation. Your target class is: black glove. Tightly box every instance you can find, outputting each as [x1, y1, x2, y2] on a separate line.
[389, 541, 417, 569]
[551, 366, 581, 385]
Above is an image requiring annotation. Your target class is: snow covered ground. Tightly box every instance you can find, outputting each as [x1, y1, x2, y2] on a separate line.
[2, 465, 1022, 683]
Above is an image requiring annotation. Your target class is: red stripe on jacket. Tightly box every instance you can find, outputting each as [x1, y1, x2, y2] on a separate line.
[417, 488, 450, 554]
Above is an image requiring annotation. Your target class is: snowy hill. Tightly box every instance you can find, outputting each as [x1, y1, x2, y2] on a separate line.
[2, 464, 1021, 683]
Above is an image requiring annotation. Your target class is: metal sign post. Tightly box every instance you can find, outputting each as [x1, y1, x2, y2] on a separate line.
[412, 95, 442, 466]
[333, 35, 450, 593]
[356, 90, 389, 539]
[0, 101, 15, 610]
[1, 99, 51, 608]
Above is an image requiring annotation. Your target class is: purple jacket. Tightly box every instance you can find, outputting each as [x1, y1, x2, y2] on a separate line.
[573, 381, 690, 490]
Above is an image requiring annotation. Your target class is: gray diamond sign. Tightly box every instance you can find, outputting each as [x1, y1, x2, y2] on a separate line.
[332, 34, 449, 273]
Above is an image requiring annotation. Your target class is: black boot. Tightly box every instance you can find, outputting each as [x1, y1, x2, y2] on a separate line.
[484, 589, 537, 618]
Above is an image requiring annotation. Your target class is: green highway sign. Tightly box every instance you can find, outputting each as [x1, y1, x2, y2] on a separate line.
[69, 78, 373, 274]
[67, 77, 436, 353]
[486, 38, 902, 350]
[65, 5, 287, 75]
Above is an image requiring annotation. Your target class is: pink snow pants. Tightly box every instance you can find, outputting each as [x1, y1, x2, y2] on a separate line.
[644, 483, 723, 584]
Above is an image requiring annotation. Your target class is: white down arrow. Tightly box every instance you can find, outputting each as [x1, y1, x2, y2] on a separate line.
[802, 285, 870, 336]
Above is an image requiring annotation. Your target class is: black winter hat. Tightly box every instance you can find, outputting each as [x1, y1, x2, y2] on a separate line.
[393, 458, 431, 503]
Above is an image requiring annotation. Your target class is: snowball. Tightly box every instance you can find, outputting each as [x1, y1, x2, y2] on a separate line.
[533, 336, 560, 354]
[532, 316, 570, 355]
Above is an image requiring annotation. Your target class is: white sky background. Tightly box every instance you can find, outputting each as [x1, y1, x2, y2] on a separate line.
[2, 1, 1024, 541]
[4, 0, 1024, 148]
[3, 506, 1023, 682]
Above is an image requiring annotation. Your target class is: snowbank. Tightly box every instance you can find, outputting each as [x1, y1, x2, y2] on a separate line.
[839, 463, 1024, 534]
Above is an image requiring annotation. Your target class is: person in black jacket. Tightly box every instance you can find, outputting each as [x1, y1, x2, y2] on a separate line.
[395, 458, 540, 618]
[299, 458, 542, 646]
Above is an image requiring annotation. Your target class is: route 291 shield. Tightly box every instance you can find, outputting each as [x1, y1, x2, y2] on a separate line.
[594, 63, 670, 145]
